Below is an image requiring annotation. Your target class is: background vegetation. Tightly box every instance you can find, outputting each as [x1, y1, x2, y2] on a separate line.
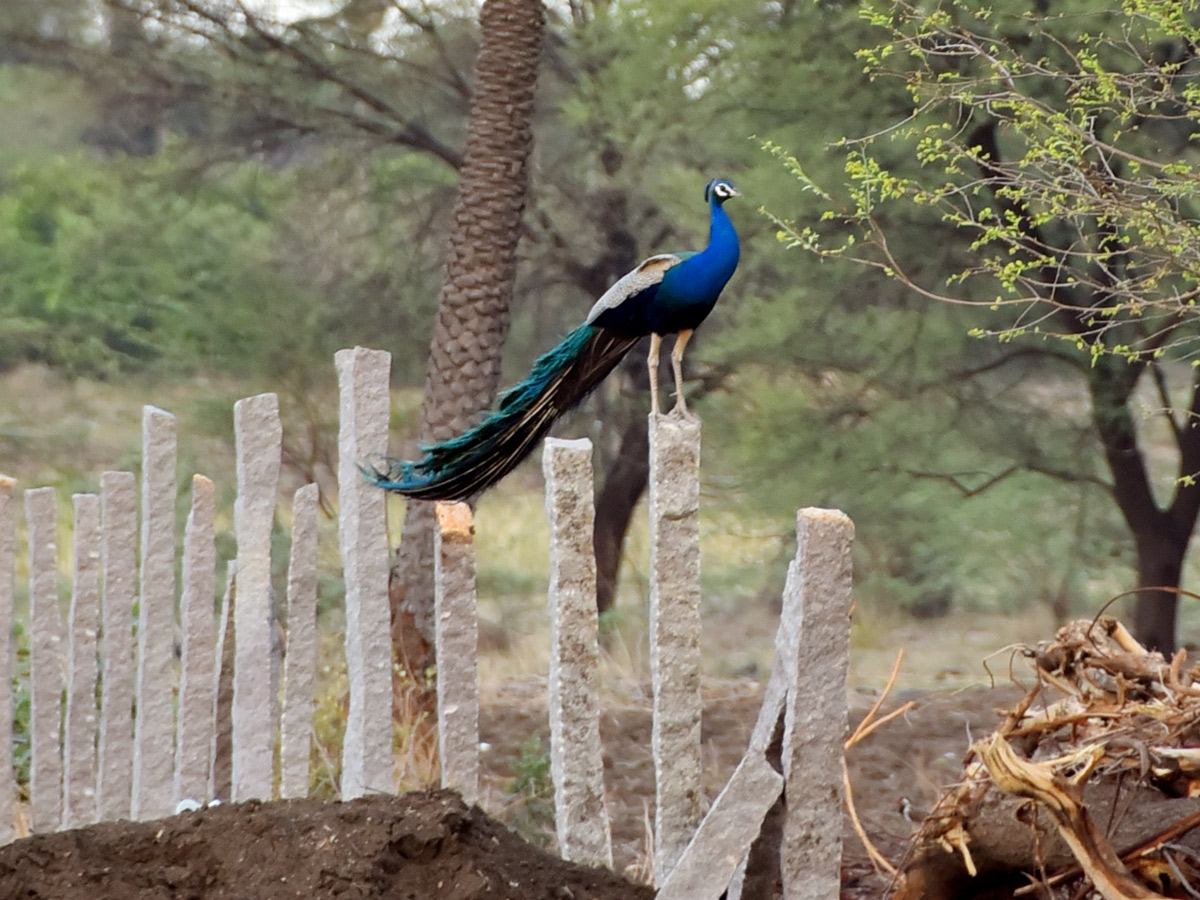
[0, 0, 1195, 660]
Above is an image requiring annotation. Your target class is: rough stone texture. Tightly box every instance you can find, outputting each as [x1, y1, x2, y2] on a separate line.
[336, 347, 395, 799]
[780, 508, 854, 900]
[542, 438, 612, 868]
[175, 475, 216, 805]
[25, 487, 62, 833]
[232, 393, 282, 802]
[0, 476, 15, 843]
[750, 665, 789, 755]
[434, 502, 480, 805]
[210, 564, 236, 802]
[725, 659, 790, 900]
[132, 407, 177, 821]
[280, 483, 319, 799]
[63, 494, 101, 829]
[656, 752, 784, 900]
[647, 413, 703, 884]
[98, 471, 137, 822]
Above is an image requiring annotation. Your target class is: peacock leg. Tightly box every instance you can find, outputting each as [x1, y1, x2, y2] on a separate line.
[670, 329, 694, 416]
[648, 332, 662, 415]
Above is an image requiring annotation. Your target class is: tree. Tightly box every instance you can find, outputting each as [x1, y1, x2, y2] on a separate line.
[774, 0, 1200, 650]
[390, 0, 545, 668]
[6, 0, 1137, 643]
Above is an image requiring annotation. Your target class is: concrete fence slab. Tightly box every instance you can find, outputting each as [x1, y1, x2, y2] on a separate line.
[26, 486, 62, 833]
[176, 475, 217, 806]
[232, 394, 282, 802]
[648, 413, 704, 884]
[132, 407, 177, 820]
[63, 494, 100, 829]
[97, 471, 137, 822]
[434, 501, 479, 806]
[280, 483, 320, 800]
[543, 438, 612, 867]
[336, 347, 394, 800]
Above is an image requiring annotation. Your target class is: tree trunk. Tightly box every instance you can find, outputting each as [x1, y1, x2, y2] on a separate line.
[970, 118, 1200, 654]
[391, 0, 544, 671]
[594, 411, 649, 615]
[1133, 535, 1184, 654]
[1088, 360, 1200, 653]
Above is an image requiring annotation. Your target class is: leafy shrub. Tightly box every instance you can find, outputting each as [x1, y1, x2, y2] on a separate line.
[0, 153, 332, 379]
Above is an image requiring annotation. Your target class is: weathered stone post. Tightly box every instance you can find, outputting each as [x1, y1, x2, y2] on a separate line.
[434, 501, 479, 805]
[780, 508, 854, 900]
[97, 471, 137, 821]
[63, 493, 101, 829]
[655, 750, 784, 900]
[210, 564, 236, 801]
[336, 347, 394, 799]
[542, 438, 612, 867]
[26, 487, 62, 833]
[232, 393, 282, 801]
[726, 509, 855, 900]
[648, 413, 703, 883]
[0, 476, 16, 842]
[175, 475, 217, 805]
[280, 483, 320, 799]
[132, 406, 177, 820]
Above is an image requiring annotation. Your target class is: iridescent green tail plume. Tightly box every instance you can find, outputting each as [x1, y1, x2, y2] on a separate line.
[362, 324, 638, 501]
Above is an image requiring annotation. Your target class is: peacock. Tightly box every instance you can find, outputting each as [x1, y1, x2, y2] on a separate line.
[363, 177, 741, 501]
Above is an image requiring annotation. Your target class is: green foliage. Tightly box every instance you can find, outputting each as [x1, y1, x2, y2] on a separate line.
[506, 734, 555, 848]
[309, 631, 349, 801]
[0, 150, 334, 378]
[704, 355, 1119, 616]
[754, 0, 1200, 631]
[268, 150, 450, 384]
[0, 0, 1166, 629]
[0, 68, 92, 171]
[775, 0, 1200, 361]
[11, 618, 29, 795]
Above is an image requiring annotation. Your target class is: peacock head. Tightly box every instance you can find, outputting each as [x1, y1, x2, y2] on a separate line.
[704, 178, 740, 206]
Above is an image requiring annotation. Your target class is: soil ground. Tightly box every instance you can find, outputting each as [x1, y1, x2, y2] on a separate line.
[0, 680, 1018, 900]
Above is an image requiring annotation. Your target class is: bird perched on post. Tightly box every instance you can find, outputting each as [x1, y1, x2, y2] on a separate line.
[363, 177, 740, 501]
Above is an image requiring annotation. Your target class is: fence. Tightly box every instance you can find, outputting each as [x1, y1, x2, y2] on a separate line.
[0, 346, 855, 900]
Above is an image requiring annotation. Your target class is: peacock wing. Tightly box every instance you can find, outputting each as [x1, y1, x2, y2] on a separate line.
[584, 253, 683, 325]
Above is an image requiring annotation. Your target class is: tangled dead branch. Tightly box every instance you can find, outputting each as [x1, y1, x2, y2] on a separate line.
[894, 617, 1200, 900]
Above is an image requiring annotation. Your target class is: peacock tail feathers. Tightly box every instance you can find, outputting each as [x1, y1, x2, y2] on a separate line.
[365, 177, 740, 501]
[362, 323, 639, 501]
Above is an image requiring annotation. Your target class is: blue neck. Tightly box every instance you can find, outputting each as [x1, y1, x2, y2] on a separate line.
[596, 191, 740, 336]
[707, 197, 740, 273]
[653, 195, 739, 324]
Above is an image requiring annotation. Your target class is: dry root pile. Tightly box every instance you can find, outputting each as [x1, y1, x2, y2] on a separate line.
[895, 617, 1200, 900]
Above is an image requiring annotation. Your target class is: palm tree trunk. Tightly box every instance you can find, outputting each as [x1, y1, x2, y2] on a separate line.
[391, 0, 545, 671]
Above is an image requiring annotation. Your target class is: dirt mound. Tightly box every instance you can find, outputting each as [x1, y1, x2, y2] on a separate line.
[0, 790, 654, 900]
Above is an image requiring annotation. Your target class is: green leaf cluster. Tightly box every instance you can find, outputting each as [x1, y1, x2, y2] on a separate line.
[0, 150, 333, 378]
[776, 0, 1200, 360]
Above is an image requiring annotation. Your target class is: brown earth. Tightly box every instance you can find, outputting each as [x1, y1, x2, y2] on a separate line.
[0, 790, 656, 900]
[479, 678, 1023, 895]
[0, 683, 1019, 900]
